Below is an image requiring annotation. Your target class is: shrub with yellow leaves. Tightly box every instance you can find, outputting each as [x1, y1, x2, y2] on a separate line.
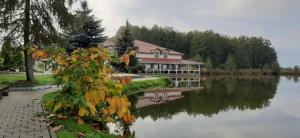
[43, 47, 135, 125]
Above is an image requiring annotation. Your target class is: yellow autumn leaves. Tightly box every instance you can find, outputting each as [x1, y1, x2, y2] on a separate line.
[102, 96, 135, 123]
[120, 50, 136, 66]
[37, 46, 136, 124]
[32, 49, 50, 60]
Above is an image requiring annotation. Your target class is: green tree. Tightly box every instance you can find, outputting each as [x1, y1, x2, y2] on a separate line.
[0, 57, 3, 69]
[68, 0, 106, 50]
[0, 50, 4, 69]
[294, 65, 300, 74]
[115, 24, 279, 70]
[270, 62, 280, 74]
[115, 21, 140, 73]
[205, 57, 213, 69]
[225, 54, 237, 71]
[1, 40, 23, 70]
[190, 30, 232, 68]
[116, 21, 135, 56]
[116, 24, 190, 58]
[0, 0, 77, 82]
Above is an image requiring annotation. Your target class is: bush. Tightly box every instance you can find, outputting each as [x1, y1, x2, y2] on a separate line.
[45, 47, 135, 126]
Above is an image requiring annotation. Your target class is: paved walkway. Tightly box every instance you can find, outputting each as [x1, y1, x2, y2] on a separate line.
[0, 88, 59, 138]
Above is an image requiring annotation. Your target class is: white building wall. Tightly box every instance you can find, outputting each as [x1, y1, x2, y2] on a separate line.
[136, 53, 154, 58]
[168, 54, 182, 59]
[136, 52, 182, 59]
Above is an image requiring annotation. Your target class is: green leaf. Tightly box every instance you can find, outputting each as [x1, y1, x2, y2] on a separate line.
[53, 102, 62, 113]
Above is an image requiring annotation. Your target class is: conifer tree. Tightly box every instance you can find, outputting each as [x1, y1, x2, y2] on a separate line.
[206, 57, 213, 69]
[115, 21, 140, 73]
[116, 21, 135, 56]
[225, 54, 237, 71]
[69, 0, 106, 49]
[0, 0, 77, 82]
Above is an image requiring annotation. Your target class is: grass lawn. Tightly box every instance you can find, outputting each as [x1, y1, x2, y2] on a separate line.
[0, 73, 55, 86]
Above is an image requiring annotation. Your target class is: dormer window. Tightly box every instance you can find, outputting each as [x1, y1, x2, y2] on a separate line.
[163, 52, 168, 58]
[154, 51, 160, 58]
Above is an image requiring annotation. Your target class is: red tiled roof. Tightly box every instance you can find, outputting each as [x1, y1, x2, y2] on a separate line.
[102, 40, 184, 55]
[134, 40, 184, 55]
[139, 58, 203, 65]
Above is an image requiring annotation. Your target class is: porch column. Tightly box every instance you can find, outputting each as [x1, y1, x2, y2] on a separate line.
[175, 64, 178, 74]
[159, 64, 162, 74]
[152, 64, 154, 74]
[198, 64, 201, 74]
[144, 64, 147, 74]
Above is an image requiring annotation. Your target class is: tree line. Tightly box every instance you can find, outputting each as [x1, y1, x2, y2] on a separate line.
[116, 25, 279, 71]
[0, 0, 138, 79]
[0, 0, 113, 82]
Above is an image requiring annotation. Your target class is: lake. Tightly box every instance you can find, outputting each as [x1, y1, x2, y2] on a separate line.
[126, 76, 300, 138]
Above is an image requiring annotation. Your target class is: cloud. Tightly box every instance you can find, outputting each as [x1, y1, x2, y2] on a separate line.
[87, 0, 142, 36]
[195, 0, 300, 18]
[86, 0, 300, 66]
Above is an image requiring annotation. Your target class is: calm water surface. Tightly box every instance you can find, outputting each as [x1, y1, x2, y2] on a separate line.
[128, 76, 300, 138]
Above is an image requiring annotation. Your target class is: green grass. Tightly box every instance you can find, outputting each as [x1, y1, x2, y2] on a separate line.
[52, 117, 115, 138]
[0, 73, 55, 86]
[125, 78, 170, 94]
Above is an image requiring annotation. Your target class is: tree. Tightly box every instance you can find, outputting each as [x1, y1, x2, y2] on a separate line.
[0, 51, 4, 69]
[115, 21, 139, 72]
[116, 24, 279, 70]
[294, 65, 300, 74]
[0, 0, 77, 82]
[225, 54, 237, 71]
[116, 21, 135, 56]
[1, 39, 23, 70]
[116, 24, 191, 58]
[68, 0, 106, 50]
[205, 57, 213, 69]
[270, 62, 280, 74]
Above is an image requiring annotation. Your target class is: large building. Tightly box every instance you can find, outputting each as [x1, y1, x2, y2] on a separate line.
[103, 40, 203, 74]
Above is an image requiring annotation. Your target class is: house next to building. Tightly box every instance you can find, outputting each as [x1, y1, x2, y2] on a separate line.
[102, 40, 203, 74]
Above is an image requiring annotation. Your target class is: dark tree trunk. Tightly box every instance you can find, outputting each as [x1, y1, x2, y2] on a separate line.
[24, 0, 35, 82]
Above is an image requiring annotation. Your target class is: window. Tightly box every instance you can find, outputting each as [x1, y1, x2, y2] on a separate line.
[163, 52, 168, 58]
[154, 51, 160, 58]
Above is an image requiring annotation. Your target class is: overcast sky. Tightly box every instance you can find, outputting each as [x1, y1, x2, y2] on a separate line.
[87, 0, 299, 67]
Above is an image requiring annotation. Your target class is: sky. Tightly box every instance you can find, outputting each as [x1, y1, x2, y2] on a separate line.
[89, 0, 299, 67]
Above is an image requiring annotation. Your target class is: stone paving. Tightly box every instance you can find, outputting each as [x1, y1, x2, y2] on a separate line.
[0, 88, 59, 138]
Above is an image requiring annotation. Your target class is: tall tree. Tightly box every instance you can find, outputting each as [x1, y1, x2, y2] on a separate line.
[115, 21, 140, 72]
[0, 0, 77, 82]
[116, 24, 279, 70]
[224, 54, 237, 71]
[116, 24, 190, 58]
[1, 39, 23, 70]
[205, 57, 213, 69]
[116, 21, 135, 56]
[68, 0, 106, 49]
[0, 56, 3, 69]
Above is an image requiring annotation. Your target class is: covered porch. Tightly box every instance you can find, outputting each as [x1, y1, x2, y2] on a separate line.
[139, 58, 203, 75]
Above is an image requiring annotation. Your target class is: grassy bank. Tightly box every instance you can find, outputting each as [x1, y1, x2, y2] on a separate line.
[42, 77, 169, 138]
[0, 73, 55, 86]
[280, 71, 300, 76]
[201, 69, 278, 76]
[125, 77, 170, 94]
